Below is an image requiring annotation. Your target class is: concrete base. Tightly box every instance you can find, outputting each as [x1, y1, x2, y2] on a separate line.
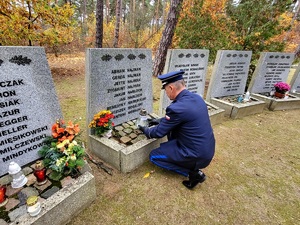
[89, 135, 167, 173]
[210, 97, 265, 119]
[11, 172, 96, 225]
[206, 101, 225, 126]
[290, 92, 300, 98]
[251, 93, 300, 111]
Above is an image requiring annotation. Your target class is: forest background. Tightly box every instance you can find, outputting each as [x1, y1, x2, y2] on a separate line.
[1, 0, 300, 75]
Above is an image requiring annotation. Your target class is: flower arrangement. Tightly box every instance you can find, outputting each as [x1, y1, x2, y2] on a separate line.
[89, 110, 115, 136]
[38, 119, 85, 181]
[274, 82, 290, 94]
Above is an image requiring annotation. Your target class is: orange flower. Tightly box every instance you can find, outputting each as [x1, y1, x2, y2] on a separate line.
[67, 134, 74, 141]
[51, 119, 81, 143]
[65, 121, 80, 135]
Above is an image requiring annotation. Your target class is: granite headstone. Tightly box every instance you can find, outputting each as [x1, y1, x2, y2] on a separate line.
[0, 47, 62, 176]
[86, 48, 153, 127]
[159, 49, 209, 115]
[248, 52, 295, 93]
[206, 50, 252, 101]
[290, 64, 300, 94]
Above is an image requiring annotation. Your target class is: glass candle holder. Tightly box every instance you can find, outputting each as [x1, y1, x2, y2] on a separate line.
[0, 185, 8, 207]
[8, 161, 28, 189]
[135, 108, 149, 127]
[33, 161, 47, 185]
[27, 196, 41, 217]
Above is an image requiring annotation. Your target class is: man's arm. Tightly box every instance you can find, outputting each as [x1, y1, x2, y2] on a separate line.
[139, 107, 181, 138]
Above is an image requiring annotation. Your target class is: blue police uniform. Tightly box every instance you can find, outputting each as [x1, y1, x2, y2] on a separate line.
[142, 71, 215, 177]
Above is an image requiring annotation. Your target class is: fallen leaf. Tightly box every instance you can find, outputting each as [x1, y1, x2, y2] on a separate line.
[143, 172, 150, 178]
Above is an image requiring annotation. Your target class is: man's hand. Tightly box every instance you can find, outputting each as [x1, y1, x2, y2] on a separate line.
[138, 125, 147, 134]
[147, 118, 161, 126]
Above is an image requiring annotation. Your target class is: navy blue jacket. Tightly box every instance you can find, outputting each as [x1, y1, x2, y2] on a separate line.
[144, 89, 215, 160]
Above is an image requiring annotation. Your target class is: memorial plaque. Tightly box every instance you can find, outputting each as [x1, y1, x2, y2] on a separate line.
[159, 49, 209, 114]
[206, 50, 252, 101]
[290, 64, 300, 93]
[0, 47, 62, 176]
[248, 52, 295, 93]
[86, 48, 153, 127]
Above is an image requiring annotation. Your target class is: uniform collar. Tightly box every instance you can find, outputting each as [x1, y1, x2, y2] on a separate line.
[174, 89, 188, 101]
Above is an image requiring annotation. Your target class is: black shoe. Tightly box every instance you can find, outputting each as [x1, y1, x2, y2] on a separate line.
[182, 170, 206, 189]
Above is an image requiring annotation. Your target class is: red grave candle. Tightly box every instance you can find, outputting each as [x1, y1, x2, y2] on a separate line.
[0, 185, 7, 205]
[33, 161, 47, 185]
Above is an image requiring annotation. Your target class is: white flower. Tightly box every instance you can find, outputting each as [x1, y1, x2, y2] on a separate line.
[70, 154, 77, 161]
[56, 158, 65, 167]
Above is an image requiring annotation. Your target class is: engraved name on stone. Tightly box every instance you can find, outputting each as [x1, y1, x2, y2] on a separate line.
[261, 57, 292, 90]
[106, 67, 145, 119]
[220, 54, 249, 93]
[0, 56, 48, 163]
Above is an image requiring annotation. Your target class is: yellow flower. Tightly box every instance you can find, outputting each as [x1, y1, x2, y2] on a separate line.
[57, 139, 70, 149]
[68, 142, 74, 149]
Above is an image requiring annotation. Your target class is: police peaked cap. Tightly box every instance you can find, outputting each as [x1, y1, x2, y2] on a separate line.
[158, 71, 184, 89]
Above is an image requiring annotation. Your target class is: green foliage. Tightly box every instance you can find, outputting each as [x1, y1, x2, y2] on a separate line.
[175, 0, 237, 62]
[226, 0, 294, 60]
[175, 0, 294, 62]
[38, 121, 85, 181]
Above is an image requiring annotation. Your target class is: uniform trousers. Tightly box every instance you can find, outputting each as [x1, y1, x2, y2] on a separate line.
[149, 146, 212, 177]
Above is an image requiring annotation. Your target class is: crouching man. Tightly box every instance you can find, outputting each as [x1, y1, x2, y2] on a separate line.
[139, 71, 215, 189]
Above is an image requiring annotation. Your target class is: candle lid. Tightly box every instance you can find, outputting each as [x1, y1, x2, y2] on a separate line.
[35, 161, 44, 170]
[27, 196, 38, 206]
[139, 108, 147, 116]
[8, 162, 21, 174]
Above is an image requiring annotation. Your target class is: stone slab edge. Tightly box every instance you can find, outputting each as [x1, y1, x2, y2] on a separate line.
[206, 101, 226, 126]
[120, 137, 167, 173]
[210, 97, 265, 119]
[10, 172, 96, 225]
[268, 95, 300, 111]
[252, 93, 300, 111]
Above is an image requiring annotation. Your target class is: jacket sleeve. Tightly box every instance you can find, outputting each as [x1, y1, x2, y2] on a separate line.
[143, 106, 182, 139]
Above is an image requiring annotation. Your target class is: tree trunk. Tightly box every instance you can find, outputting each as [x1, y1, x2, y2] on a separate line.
[295, 44, 300, 58]
[284, 0, 300, 41]
[113, 0, 122, 48]
[130, 0, 136, 30]
[105, 0, 110, 24]
[82, 0, 87, 35]
[152, 0, 183, 77]
[155, 0, 160, 32]
[96, 0, 104, 48]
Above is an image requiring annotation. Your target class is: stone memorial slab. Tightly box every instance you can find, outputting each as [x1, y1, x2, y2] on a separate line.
[248, 52, 295, 93]
[86, 48, 153, 127]
[290, 64, 300, 95]
[206, 50, 252, 101]
[205, 50, 266, 119]
[0, 47, 62, 177]
[247, 52, 300, 111]
[86, 48, 163, 172]
[159, 49, 209, 115]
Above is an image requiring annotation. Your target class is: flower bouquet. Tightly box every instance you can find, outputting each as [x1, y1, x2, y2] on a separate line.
[274, 82, 290, 94]
[89, 110, 115, 137]
[38, 119, 85, 181]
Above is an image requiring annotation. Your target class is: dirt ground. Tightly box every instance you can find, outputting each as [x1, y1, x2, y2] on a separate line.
[47, 53, 300, 225]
